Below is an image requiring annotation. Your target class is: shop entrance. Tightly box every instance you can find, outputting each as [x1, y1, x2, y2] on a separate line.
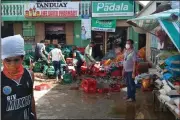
[92, 27, 127, 59]
[107, 27, 127, 52]
[139, 34, 146, 50]
[45, 23, 66, 45]
[1, 22, 14, 38]
[92, 31, 104, 60]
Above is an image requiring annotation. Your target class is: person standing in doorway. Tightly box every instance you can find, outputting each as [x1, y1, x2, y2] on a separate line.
[48, 44, 66, 83]
[1, 35, 37, 120]
[122, 39, 137, 102]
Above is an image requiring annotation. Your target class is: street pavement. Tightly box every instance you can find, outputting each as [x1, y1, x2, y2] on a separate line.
[33, 81, 174, 119]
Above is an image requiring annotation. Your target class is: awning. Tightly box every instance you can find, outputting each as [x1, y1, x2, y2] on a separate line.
[159, 19, 180, 51]
[127, 9, 180, 51]
[127, 9, 180, 31]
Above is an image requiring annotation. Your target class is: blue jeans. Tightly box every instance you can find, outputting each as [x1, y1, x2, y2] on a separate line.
[125, 72, 136, 100]
[53, 61, 61, 77]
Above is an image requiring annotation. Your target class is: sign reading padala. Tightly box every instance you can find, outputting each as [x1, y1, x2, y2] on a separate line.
[25, 2, 79, 18]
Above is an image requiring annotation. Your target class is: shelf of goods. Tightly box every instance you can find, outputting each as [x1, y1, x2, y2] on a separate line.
[153, 53, 180, 119]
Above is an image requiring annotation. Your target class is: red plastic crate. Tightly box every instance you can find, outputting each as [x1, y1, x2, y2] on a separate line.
[81, 78, 97, 93]
[97, 88, 110, 93]
[77, 47, 85, 54]
[97, 72, 107, 77]
[81, 66, 87, 71]
[111, 70, 122, 77]
[34, 84, 50, 91]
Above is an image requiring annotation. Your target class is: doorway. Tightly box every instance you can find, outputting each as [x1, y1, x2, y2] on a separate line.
[107, 27, 127, 51]
[45, 23, 66, 45]
[139, 34, 146, 50]
[1, 22, 14, 38]
[92, 31, 104, 60]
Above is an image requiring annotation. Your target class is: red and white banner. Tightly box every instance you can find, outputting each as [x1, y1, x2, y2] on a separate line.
[24, 2, 79, 18]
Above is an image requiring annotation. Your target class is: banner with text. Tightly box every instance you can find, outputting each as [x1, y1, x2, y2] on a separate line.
[81, 18, 91, 40]
[92, 19, 116, 32]
[24, 2, 79, 18]
[92, 1, 134, 17]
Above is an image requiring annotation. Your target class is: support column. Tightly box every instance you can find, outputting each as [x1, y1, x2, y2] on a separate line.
[104, 32, 107, 54]
[14, 23, 23, 35]
[65, 22, 74, 45]
[35, 22, 45, 43]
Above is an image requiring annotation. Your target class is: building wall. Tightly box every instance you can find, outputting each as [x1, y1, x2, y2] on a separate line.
[138, 2, 156, 17]
[13, 23, 22, 35]
[74, 21, 90, 47]
[146, 33, 151, 61]
[116, 20, 130, 27]
[128, 27, 139, 50]
[35, 22, 45, 43]
[116, 20, 140, 50]
[65, 22, 74, 45]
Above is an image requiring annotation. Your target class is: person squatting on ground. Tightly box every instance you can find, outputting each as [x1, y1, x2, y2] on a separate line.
[122, 39, 137, 102]
[84, 41, 96, 67]
[72, 46, 85, 77]
[1, 35, 37, 120]
[48, 44, 66, 83]
[34, 40, 48, 64]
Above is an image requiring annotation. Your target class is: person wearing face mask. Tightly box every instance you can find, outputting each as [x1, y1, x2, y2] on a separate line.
[122, 39, 137, 102]
[1, 35, 37, 120]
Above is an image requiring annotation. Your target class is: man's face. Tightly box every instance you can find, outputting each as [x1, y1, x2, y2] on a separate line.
[90, 43, 95, 47]
[126, 41, 132, 49]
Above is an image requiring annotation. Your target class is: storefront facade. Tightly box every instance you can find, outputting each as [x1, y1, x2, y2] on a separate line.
[2, 1, 142, 50]
[91, 1, 140, 54]
[1, 1, 90, 47]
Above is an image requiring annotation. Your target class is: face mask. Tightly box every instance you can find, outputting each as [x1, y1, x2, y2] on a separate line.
[3, 61, 24, 80]
[125, 44, 130, 49]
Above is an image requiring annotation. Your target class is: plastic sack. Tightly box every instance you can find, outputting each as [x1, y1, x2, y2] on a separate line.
[175, 108, 180, 115]
[170, 68, 180, 77]
[165, 55, 180, 66]
[159, 94, 176, 104]
[163, 72, 173, 80]
[174, 98, 180, 108]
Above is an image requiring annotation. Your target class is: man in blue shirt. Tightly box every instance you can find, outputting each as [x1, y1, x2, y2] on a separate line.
[122, 39, 137, 102]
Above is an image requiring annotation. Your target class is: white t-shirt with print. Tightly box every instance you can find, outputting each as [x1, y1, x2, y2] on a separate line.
[49, 48, 63, 61]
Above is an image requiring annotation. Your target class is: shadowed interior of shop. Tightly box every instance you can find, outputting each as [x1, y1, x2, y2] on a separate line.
[1, 22, 14, 38]
[92, 27, 127, 60]
[45, 23, 66, 45]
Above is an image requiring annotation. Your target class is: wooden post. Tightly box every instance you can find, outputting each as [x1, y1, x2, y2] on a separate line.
[104, 32, 107, 54]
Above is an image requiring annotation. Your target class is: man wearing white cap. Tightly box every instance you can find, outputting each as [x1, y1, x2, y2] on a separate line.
[1, 35, 37, 120]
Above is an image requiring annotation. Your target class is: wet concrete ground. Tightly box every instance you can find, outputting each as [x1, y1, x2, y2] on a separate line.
[35, 82, 175, 119]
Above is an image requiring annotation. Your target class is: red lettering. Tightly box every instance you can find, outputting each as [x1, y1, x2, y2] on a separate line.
[48, 11, 58, 17]
[58, 11, 77, 17]
[41, 11, 48, 17]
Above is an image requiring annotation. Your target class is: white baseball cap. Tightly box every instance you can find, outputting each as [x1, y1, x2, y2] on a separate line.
[1, 34, 25, 60]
